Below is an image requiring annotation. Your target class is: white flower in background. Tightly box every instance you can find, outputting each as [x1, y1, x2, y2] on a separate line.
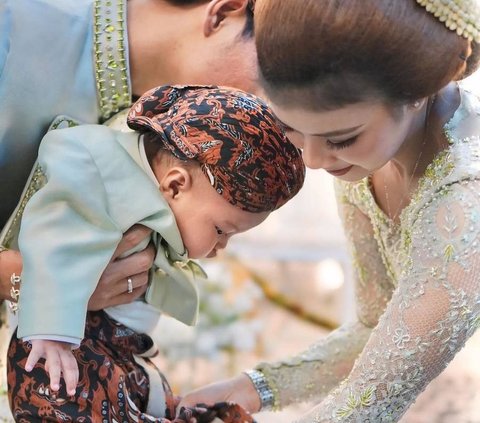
[154, 259, 265, 360]
[194, 331, 221, 358]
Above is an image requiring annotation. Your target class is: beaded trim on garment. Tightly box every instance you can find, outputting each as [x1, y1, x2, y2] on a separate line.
[0, 118, 80, 251]
[93, 0, 132, 121]
[416, 0, 480, 42]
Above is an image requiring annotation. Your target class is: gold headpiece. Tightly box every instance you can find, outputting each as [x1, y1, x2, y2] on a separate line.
[416, 0, 480, 42]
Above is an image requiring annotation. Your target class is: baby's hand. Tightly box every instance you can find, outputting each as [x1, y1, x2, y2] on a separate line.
[25, 339, 79, 396]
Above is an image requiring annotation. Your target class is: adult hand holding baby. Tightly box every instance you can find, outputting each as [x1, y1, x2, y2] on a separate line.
[87, 224, 154, 310]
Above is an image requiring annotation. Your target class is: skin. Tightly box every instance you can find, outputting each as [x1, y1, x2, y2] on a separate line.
[274, 85, 458, 222]
[275, 98, 430, 223]
[178, 84, 461, 413]
[0, 0, 257, 308]
[27, 160, 269, 396]
[128, 0, 258, 96]
[155, 165, 269, 259]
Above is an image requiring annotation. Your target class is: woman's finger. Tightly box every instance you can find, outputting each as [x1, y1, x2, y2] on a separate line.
[111, 225, 152, 261]
[103, 268, 150, 298]
[108, 272, 149, 301]
[100, 285, 148, 309]
[88, 246, 153, 311]
[102, 245, 154, 287]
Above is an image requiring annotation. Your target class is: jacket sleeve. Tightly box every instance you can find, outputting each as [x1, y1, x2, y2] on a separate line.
[255, 182, 395, 410]
[17, 127, 122, 343]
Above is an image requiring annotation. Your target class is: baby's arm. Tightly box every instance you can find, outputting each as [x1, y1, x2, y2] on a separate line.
[17, 127, 123, 342]
[25, 339, 78, 396]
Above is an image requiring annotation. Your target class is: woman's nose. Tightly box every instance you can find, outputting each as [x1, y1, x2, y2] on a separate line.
[302, 137, 336, 170]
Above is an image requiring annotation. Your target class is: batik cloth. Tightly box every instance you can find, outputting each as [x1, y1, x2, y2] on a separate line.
[127, 85, 305, 213]
[169, 403, 256, 423]
[8, 309, 256, 422]
[8, 310, 176, 422]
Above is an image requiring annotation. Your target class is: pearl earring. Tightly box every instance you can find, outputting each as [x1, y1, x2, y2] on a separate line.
[413, 100, 422, 109]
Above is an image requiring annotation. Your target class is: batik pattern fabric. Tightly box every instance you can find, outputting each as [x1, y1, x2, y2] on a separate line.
[8, 311, 255, 423]
[255, 87, 480, 422]
[127, 85, 305, 213]
[8, 310, 176, 422]
[172, 403, 256, 423]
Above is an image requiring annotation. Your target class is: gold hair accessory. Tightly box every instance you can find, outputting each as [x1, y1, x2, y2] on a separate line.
[416, 0, 480, 42]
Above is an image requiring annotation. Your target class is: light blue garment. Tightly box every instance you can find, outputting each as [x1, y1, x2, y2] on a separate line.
[16, 125, 201, 343]
[0, 0, 129, 227]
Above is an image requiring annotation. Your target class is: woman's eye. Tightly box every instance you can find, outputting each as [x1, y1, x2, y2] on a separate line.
[326, 136, 358, 150]
[216, 226, 224, 235]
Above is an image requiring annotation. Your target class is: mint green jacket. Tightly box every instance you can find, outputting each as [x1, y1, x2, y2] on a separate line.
[14, 125, 202, 342]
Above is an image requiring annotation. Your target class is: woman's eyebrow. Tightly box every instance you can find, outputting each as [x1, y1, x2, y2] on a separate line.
[313, 125, 364, 137]
[276, 119, 364, 137]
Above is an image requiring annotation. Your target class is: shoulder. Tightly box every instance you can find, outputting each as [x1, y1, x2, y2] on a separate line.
[39, 124, 122, 155]
[445, 88, 480, 181]
[406, 89, 480, 220]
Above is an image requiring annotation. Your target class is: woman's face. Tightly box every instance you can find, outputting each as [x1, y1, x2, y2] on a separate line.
[272, 100, 416, 181]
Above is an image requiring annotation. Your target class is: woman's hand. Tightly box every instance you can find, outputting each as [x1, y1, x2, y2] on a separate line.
[87, 225, 155, 310]
[178, 374, 261, 415]
[0, 249, 22, 301]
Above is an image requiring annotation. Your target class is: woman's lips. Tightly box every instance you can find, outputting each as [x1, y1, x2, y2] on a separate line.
[326, 165, 353, 176]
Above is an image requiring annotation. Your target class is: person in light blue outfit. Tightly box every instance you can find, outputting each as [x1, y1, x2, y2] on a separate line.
[0, 0, 258, 315]
[7, 84, 305, 421]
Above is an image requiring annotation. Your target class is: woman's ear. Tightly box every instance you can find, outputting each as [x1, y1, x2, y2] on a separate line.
[159, 167, 193, 200]
[203, 0, 249, 36]
[410, 98, 427, 110]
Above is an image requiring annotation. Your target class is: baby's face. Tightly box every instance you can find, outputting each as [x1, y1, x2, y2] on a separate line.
[167, 174, 269, 259]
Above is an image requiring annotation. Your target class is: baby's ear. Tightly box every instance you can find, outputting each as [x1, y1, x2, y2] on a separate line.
[158, 167, 193, 200]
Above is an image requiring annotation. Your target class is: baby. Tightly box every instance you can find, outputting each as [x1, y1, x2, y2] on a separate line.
[8, 85, 305, 421]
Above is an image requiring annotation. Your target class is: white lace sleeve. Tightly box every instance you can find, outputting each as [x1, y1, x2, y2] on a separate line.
[297, 179, 480, 422]
[255, 184, 395, 410]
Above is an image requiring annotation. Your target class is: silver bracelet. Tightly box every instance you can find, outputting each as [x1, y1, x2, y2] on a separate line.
[0, 248, 20, 313]
[8, 273, 21, 314]
[0, 246, 8, 307]
[244, 369, 275, 410]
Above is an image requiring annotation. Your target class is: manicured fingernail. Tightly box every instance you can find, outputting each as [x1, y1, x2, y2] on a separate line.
[25, 365, 32, 372]
[52, 384, 59, 391]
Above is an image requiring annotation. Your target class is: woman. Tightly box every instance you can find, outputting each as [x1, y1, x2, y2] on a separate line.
[179, 0, 480, 421]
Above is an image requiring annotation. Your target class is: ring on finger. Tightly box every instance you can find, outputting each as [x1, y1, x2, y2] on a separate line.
[127, 277, 133, 294]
